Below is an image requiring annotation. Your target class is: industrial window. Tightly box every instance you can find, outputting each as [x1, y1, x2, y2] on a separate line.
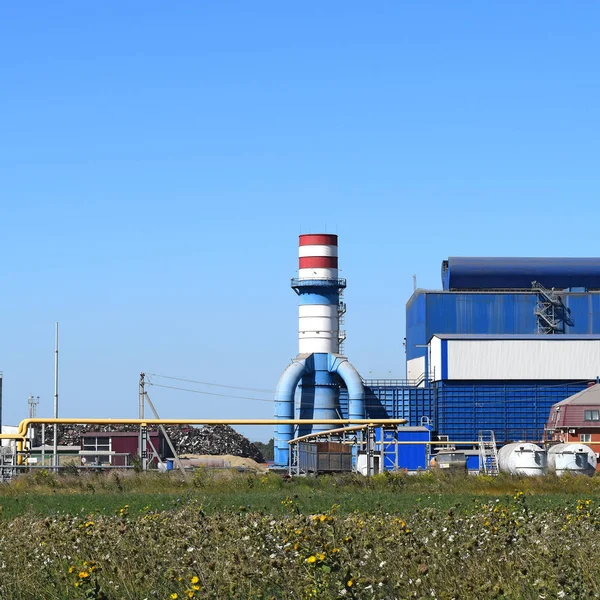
[83, 437, 111, 452]
[81, 437, 112, 465]
[580, 434, 592, 443]
[584, 410, 600, 422]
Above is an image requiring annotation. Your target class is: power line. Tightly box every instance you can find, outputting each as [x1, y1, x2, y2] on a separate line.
[148, 373, 275, 395]
[147, 382, 274, 403]
[148, 382, 415, 410]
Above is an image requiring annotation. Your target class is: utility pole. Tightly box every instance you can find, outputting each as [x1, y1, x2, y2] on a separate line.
[53, 323, 59, 470]
[139, 373, 146, 470]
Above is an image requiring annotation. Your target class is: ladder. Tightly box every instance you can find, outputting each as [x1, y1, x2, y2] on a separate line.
[478, 430, 499, 475]
[338, 290, 347, 354]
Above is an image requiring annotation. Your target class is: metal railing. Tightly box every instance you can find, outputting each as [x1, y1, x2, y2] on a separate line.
[291, 278, 347, 291]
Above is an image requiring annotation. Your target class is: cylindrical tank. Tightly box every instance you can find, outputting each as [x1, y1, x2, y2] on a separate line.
[547, 443, 597, 477]
[497, 443, 548, 476]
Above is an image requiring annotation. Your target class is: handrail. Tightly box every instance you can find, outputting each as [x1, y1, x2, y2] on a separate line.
[291, 278, 347, 289]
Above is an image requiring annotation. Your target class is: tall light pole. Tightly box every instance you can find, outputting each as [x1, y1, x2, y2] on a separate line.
[53, 323, 59, 469]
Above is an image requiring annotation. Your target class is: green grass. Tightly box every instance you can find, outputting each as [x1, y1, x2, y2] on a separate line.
[0, 469, 598, 520]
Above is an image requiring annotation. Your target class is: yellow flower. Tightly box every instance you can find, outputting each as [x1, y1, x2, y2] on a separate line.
[347, 578, 355, 587]
[316, 553, 325, 561]
[68, 566, 75, 573]
[192, 585, 200, 591]
[79, 571, 90, 579]
[306, 555, 317, 564]
[190, 576, 199, 584]
[319, 514, 327, 522]
[185, 591, 194, 598]
[170, 595, 179, 599]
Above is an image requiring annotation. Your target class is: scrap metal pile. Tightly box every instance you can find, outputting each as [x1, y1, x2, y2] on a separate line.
[34, 423, 265, 463]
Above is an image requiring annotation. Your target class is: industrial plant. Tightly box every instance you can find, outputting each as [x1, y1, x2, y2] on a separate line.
[3, 237, 600, 478]
[274, 237, 600, 477]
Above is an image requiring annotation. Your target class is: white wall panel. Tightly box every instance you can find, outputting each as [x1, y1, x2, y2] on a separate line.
[407, 356, 425, 382]
[430, 336, 442, 381]
[430, 337, 600, 380]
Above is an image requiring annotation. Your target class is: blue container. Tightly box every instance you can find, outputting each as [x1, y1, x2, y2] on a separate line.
[465, 452, 480, 472]
[166, 459, 174, 471]
[375, 426, 431, 471]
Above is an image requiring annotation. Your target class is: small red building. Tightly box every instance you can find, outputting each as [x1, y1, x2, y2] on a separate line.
[80, 431, 173, 467]
[545, 384, 600, 450]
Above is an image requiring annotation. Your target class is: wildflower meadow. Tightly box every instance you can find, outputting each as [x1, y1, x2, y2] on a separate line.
[1, 470, 600, 599]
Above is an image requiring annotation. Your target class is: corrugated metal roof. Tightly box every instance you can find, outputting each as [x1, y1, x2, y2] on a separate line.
[444, 257, 600, 290]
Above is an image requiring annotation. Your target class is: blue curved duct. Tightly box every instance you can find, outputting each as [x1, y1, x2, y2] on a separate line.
[274, 358, 307, 466]
[274, 353, 366, 466]
[330, 356, 366, 421]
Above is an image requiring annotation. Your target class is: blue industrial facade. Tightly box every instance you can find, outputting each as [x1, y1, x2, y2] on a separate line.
[406, 291, 600, 362]
[339, 381, 589, 445]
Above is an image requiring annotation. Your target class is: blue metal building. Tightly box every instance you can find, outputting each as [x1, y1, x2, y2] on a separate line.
[399, 257, 600, 444]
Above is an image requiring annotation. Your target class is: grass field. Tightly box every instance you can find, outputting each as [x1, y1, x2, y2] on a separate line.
[1, 469, 600, 599]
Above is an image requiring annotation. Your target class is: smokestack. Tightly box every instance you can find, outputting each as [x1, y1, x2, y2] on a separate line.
[297, 234, 342, 354]
[273, 234, 365, 466]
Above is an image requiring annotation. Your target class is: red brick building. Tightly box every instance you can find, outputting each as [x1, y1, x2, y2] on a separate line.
[545, 384, 600, 449]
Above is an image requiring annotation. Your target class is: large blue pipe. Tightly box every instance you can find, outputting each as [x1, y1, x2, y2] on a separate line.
[331, 356, 366, 421]
[274, 358, 306, 466]
[274, 353, 366, 466]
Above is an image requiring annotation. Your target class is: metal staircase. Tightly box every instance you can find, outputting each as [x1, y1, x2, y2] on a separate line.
[338, 290, 347, 354]
[478, 430, 499, 475]
[532, 281, 573, 334]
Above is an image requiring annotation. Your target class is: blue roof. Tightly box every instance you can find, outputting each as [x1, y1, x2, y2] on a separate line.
[442, 257, 600, 290]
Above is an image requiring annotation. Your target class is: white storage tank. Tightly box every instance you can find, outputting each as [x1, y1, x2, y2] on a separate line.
[497, 443, 547, 476]
[547, 443, 597, 477]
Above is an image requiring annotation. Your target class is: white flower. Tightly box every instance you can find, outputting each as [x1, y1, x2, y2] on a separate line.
[379, 560, 386, 568]
[187, 546, 195, 552]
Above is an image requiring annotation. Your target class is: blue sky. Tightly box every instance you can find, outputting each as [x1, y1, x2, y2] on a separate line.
[1, 2, 598, 441]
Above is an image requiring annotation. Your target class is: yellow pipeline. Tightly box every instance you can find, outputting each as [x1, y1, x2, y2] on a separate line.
[3, 417, 407, 440]
[2, 418, 404, 465]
